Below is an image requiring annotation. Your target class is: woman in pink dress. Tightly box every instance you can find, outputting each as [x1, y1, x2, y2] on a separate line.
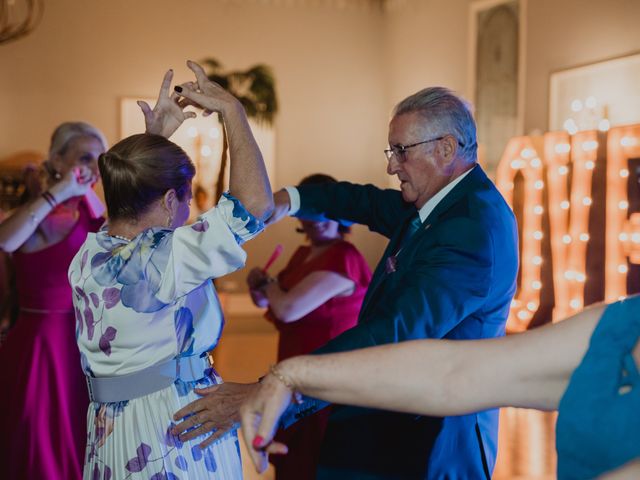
[0, 122, 106, 480]
[247, 173, 372, 480]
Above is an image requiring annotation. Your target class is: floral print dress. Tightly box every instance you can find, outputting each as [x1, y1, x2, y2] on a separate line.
[68, 194, 263, 480]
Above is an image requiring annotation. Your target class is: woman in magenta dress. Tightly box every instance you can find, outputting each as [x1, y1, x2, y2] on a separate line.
[247, 173, 372, 480]
[0, 122, 106, 480]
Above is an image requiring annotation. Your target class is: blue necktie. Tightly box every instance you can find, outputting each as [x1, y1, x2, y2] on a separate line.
[386, 214, 423, 274]
[399, 213, 423, 250]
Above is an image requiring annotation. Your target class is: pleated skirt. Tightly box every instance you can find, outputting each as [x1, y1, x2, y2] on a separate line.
[83, 378, 242, 479]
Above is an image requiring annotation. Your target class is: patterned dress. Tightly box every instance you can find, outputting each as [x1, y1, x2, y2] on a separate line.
[68, 194, 262, 480]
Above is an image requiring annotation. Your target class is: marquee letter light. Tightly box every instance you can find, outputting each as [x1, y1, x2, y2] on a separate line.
[497, 124, 640, 329]
[496, 136, 545, 331]
[605, 125, 640, 302]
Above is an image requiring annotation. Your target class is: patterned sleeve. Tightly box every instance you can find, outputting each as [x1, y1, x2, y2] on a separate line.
[156, 193, 264, 302]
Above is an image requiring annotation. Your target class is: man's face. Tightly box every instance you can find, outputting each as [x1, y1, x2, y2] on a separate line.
[387, 112, 450, 209]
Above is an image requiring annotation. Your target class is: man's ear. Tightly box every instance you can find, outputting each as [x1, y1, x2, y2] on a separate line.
[440, 135, 457, 161]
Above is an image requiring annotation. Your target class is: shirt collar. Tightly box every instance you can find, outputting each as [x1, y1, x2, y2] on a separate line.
[417, 165, 475, 223]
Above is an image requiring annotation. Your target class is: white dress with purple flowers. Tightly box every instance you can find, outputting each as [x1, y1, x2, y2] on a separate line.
[68, 194, 263, 480]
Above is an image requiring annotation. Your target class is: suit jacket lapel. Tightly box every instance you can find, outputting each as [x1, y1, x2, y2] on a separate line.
[359, 210, 417, 315]
[358, 165, 487, 323]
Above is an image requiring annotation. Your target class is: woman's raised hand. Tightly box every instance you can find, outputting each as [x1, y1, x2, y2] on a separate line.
[174, 60, 244, 119]
[138, 69, 197, 139]
[49, 165, 96, 202]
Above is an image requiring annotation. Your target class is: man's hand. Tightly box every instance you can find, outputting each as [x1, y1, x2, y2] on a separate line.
[172, 382, 258, 449]
[138, 69, 197, 138]
[265, 189, 292, 226]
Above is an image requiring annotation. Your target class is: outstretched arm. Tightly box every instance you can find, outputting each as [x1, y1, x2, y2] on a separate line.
[240, 303, 605, 472]
[175, 60, 273, 221]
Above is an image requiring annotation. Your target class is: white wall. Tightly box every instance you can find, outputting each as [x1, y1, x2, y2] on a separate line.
[0, 0, 391, 284]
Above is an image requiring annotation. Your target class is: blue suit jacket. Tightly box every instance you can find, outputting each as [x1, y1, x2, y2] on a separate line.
[281, 165, 518, 479]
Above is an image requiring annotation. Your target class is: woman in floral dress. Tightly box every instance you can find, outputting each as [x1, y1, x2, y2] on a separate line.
[69, 61, 273, 479]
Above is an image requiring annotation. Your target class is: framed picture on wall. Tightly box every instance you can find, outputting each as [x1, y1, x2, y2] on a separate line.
[549, 51, 640, 132]
[468, 0, 527, 178]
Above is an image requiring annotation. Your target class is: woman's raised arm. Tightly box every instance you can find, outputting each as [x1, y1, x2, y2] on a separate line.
[0, 167, 94, 253]
[175, 60, 273, 221]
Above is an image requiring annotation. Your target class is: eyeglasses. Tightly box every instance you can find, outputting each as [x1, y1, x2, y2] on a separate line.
[384, 135, 465, 162]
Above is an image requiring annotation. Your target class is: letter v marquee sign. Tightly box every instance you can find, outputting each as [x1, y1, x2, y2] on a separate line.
[495, 124, 640, 330]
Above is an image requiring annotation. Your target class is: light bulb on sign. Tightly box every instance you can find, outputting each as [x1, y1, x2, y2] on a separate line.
[598, 119, 610, 132]
[571, 99, 583, 112]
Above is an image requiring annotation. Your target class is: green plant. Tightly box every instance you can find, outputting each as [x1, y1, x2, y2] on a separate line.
[201, 58, 278, 200]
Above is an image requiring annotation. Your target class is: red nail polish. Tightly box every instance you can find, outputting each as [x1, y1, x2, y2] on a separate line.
[252, 435, 265, 449]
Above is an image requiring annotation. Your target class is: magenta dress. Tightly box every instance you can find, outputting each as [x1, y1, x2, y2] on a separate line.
[0, 201, 103, 480]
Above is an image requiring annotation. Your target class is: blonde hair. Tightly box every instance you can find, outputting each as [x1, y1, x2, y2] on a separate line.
[48, 121, 107, 161]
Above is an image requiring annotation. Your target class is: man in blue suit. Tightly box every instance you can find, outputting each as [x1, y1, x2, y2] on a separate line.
[271, 87, 518, 479]
[177, 87, 518, 479]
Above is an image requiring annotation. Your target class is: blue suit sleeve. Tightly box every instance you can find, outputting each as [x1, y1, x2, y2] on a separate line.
[297, 181, 413, 239]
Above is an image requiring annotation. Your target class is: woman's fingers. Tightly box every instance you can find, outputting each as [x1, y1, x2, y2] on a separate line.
[137, 101, 153, 122]
[186, 60, 209, 89]
[266, 442, 288, 455]
[158, 69, 174, 99]
[175, 86, 220, 114]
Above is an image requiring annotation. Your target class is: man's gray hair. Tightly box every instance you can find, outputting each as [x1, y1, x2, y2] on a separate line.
[393, 87, 478, 163]
[48, 121, 107, 161]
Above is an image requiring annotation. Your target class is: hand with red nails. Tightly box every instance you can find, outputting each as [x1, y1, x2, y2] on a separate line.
[137, 69, 197, 139]
[240, 366, 295, 473]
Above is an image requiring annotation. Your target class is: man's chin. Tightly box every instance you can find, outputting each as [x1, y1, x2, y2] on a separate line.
[400, 189, 415, 204]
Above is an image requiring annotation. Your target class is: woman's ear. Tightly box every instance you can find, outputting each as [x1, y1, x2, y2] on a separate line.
[163, 189, 178, 214]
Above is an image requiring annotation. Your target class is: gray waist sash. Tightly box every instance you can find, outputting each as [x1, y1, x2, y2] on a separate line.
[86, 354, 213, 403]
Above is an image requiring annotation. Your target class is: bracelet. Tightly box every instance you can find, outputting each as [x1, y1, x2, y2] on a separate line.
[269, 364, 303, 404]
[41, 191, 58, 208]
